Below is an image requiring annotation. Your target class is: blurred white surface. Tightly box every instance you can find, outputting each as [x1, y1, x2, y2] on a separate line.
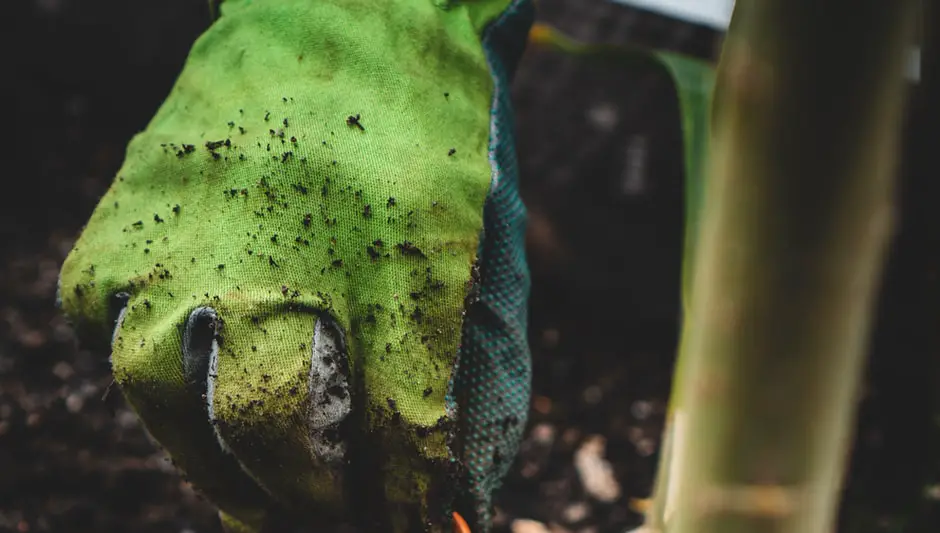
[611, 1, 920, 83]
[611, 0, 734, 29]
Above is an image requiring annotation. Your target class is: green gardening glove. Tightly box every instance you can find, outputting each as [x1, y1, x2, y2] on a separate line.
[57, 1, 533, 531]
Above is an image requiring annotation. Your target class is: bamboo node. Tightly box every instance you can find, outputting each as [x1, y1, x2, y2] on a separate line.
[697, 483, 800, 517]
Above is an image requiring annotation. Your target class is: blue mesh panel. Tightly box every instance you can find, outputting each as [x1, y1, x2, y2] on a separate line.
[450, 1, 534, 530]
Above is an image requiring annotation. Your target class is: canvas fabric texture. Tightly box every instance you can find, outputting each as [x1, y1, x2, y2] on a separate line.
[58, 1, 533, 532]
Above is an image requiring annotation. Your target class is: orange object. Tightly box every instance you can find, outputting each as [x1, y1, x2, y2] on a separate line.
[452, 512, 471, 533]
[527, 22, 553, 46]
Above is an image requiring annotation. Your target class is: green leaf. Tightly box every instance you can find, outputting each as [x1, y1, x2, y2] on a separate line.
[528, 24, 715, 310]
[208, 0, 222, 21]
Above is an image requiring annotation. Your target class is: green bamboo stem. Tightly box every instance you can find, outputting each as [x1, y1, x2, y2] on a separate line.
[649, 2, 918, 532]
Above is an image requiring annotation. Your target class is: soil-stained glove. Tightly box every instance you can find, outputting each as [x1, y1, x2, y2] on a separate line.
[58, 1, 533, 532]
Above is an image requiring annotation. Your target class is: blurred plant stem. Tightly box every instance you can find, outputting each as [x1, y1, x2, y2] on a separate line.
[645, 1, 919, 532]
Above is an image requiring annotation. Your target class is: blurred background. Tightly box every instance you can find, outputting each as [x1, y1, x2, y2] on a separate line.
[3, 0, 939, 532]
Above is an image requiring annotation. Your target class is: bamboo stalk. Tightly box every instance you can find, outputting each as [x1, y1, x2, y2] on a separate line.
[649, 2, 919, 532]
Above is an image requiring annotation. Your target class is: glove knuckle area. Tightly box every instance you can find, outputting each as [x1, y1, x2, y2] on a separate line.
[109, 297, 272, 524]
[207, 306, 350, 516]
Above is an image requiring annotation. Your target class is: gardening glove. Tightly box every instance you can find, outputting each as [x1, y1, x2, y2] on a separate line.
[57, 1, 533, 532]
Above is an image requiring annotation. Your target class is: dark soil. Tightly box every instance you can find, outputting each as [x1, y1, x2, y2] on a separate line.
[3, 1, 940, 532]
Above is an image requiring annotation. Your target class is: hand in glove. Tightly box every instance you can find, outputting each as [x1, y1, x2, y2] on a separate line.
[58, 1, 533, 531]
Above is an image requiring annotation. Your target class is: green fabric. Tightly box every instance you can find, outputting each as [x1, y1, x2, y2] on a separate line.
[57, 0, 531, 531]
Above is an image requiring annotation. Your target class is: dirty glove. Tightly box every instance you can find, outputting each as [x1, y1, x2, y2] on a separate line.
[57, 1, 533, 531]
